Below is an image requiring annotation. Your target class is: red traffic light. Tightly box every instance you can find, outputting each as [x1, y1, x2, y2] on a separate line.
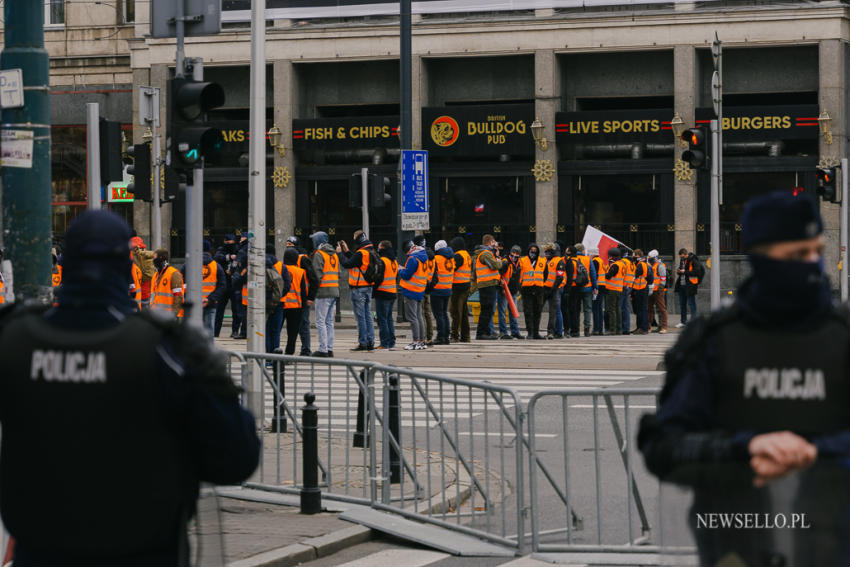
[682, 128, 706, 146]
[792, 187, 805, 197]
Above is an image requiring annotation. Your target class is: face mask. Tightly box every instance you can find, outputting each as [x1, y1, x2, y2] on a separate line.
[528, 250, 539, 261]
[749, 254, 824, 296]
[510, 254, 519, 261]
[154, 258, 166, 271]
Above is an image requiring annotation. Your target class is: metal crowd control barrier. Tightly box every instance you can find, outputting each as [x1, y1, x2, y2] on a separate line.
[527, 388, 664, 554]
[227, 352, 526, 551]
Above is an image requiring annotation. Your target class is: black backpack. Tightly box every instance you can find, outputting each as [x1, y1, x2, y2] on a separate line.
[362, 249, 385, 284]
[573, 258, 589, 287]
[266, 267, 285, 309]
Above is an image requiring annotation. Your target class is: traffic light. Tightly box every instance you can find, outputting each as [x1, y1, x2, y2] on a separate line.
[99, 118, 124, 183]
[163, 165, 186, 202]
[126, 143, 152, 201]
[349, 173, 363, 207]
[681, 126, 710, 170]
[816, 167, 839, 203]
[369, 174, 391, 208]
[167, 77, 225, 172]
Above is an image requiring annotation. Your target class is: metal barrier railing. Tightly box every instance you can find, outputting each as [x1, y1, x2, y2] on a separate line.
[227, 352, 526, 551]
[527, 388, 665, 554]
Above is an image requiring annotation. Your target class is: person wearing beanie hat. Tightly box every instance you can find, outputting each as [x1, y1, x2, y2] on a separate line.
[310, 230, 340, 357]
[473, 234, 508, 340]
[603, 247, 623, 335]
[285, 235, 318, 356]
[0, 211, 260, 565]
[398, 234, 430, 350]
[181, 237, 226, 340]
[639, 191, 850, 566]
[214, 232, 243, 338]
[131, 235, 156, 309]
[339, 229, 376, 350]
[430, 239, 454, 345]
[151, 247, 184, 318]
[542, 243, 566, 339]
[588, 247, 606, 335]
[449, 236, 472, 342]
[497, 243, 524, 339]
[646, 249, 668, 334]
[275, 247, 307, 356]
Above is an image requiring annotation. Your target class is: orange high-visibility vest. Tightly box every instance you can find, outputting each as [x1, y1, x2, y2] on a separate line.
[202, 260, 219, 300]
[518, 256, 545, 287]
[623, 259, 636, 289]
[685, 257, 700, 286]
[152, 266, 181, 315]
[0, 278, 5, 304]
[632, 260, 649, 291]
[606, 260, 624, 292]
[377, 257, 398, 294]
[241, 269, 248, 306]
[452, 250, 472, 284]
[570, 256, 592, 289]
[434, 255, 454, 292]
[348, 248, 372, 288]
[317, 250, 339, 288]
[131, 263, 143, 307]
[424, 258, 436, 290]
[474, 251, 500, 284]
[399, 256, 428, 294]
[51, 265, 62, 287]
[283, 264, 305, 309]
[544, 257, 561, 288]
[652, 260, 667, 289]
[592, 257, 607, 289]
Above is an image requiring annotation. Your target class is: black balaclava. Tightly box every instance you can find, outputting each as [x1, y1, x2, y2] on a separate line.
[527, 244, 539, 262]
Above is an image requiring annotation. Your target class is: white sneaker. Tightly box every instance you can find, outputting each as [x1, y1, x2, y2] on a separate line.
[675, 322, 686, 328]
[414, 342, 428, 350]
[404, 343, 416, 350]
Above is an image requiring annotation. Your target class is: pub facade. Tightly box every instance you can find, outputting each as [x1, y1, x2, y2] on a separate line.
[128, 2, 846, 300]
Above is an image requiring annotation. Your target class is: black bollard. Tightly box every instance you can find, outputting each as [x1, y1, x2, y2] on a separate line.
[301, 392, 321, 514]
[388, 373, 401, 483]
[353, 369, 370, 448]
[270, 348, 286, 433]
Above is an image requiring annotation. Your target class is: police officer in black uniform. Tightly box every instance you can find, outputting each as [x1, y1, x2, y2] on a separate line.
[638, 191, 850, 566]
[0, 211, 260, 566]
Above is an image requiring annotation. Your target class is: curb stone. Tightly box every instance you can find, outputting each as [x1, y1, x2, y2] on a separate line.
[226, 525, 373, 567]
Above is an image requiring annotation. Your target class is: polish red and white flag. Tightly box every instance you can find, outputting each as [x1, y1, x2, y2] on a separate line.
[581, 226, 625, 264]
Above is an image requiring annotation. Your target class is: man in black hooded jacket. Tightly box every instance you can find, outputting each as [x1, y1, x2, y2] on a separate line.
[0, 210, 259, 567]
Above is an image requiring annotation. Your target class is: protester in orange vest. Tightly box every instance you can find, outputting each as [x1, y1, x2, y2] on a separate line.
[310, 231, 339, 357]
[674, 247, 703, 327]
[647, 249, 668, 334]
[280, 248, 308, 355]
[542, 243, 566, 339]
[429, 240, 454, 345]
[605, 247, 624, 335]
[373, 240, 399, 350]
[518, 242, 546, 339]
[589, 247, 607, 335]
[285, 236, 318, 356]
[497, 245, 523, 339]
[449, 236, 472, 343]
[151, 249, 183, 318]
[130, 236, 155, 310]
[338, 229, 375, 351]
[473, 234, 507, 341]
[180, 240, 226, 339]
[399, 238, 430, 350]
[630, 249, 654, 335]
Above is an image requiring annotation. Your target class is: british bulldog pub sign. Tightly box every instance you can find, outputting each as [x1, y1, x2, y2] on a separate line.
[422, 104, 535, 158]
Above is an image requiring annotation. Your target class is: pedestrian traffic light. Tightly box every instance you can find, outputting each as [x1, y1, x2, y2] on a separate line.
[126, 143, 152, 201]
[680, 126, 710, 170]
[369, 174, 391, 208]
[99, 118, 124, 183]
[163, 165, 186, 202]
[816, 167, 839, 203]
[167, 77, 225, 172]
[349, 173, 363, 207]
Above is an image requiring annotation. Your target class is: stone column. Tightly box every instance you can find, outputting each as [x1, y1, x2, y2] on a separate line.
[819, 40, 845, 290]
[273, 59, 297, 258]
[534, 49, 559, 246]
[673, 45, 697, 256]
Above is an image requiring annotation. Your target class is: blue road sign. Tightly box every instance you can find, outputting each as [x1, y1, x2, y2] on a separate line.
[401, 150, 429, 230]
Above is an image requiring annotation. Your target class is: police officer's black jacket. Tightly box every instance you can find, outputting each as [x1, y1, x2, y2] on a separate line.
[637, 275, 850, 481]
[0, 299, 260, 565]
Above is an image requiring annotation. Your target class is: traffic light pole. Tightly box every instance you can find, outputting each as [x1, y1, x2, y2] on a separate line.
[361, 168, 370, 237]
[246, 0, 267, 420]
[152, 131, 162, 250]
[86, 103, 102, 210]
[182, 58, 205, 331]
[842, 158, 848, 302]
[710, 119, 720, 310]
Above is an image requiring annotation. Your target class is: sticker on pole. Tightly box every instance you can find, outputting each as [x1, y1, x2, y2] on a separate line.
[1, 129, 34, 168]
[0, 69, 24, 109]
[401, 150, 429, 231]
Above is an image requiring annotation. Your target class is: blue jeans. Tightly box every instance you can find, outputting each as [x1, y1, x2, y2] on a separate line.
[202, 306, 216, 342]
[555, 289, 564, 335]
[375, 297, 396, 348]
[678, 289, 697, 324]
[350, 286, 374, 346]
[498, 292, 521, 336]
[314, 297, 336, 353]
[266, 304, 284, 353]
[430, 294, 450, 341]
[592, 293, 604, 334]
[620, 288, 631, 333]
[299, 304, 311, 354]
